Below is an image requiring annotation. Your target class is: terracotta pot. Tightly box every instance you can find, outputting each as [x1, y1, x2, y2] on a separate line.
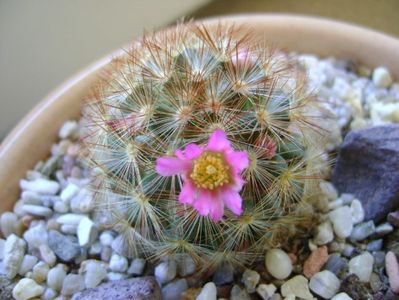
[1, 14, 399, 211]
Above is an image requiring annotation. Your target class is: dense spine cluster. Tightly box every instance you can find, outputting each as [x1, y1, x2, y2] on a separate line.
[83, 22, 326, 269]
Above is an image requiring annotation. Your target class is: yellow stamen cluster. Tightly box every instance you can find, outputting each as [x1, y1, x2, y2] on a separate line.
[190, 151, 231, 190]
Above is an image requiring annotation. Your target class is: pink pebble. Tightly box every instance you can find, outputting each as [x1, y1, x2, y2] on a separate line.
[386, 251, 399, 293]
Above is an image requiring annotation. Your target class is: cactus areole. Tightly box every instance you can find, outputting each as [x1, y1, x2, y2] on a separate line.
[83, 22, 326, 268]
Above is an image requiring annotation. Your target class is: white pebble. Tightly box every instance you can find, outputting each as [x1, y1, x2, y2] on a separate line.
[372, 67, 392, 88]
[332, 292, 353, 300]
[197, 282, 217, 300]
[309, 270, 340, 299]
[155, 260, 177, 284]
[20, 178, 60, 195]
[23, 222, 48, 249]
[319, 181, 338, 200]
[107, 272, 127, 281]
[0, 239, 4, 260]
[281, 275, 313, 299]
[57, 213, 86, 226]
[22, 204, 53, 217]
[348, 252, 374, 282]
[61, 274, 85, 296]
[60, 183, 79, 203]
[54, 201, 69, 213]
[40, 244, 57, 266]
[84, 260, 107, 288]
[32, 261, 50, 283]
[99, 231, 114, 247]
[89, 242, 102, 256]
[256, 283, 276, 300]
[314, 221, 334, 245]
[77, 217, 97, 246]
[47, 266, 67, 292]
[109, 253, 128, 273]
[12, 278, 44, 300]
[0, 212, 18, 237]
[350, 199, 365, 224]
[59, 120, 79, 139]
[60, 224, 77, 235]
[18, 255, 38, 276]
[4, 234, 26, 279]
[242, 269, 260, 293]
[265, 249, 292, 280]
[42, 287, 58, 300]
[329, 206, 353, 238]
[127, 258, 146, 275]
[177, 254, 196, 277]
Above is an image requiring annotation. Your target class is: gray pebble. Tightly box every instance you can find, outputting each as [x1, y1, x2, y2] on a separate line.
[48, 230, 80, 262]
[61, 274, 85, 296]
[155, 260, 177, 285]
[47, 266, 67, 292]
[213, 262, 234, 285]
[127, 258, 146, 276]
[161, 278, 188, 300]
[18, 255, 38, 276]
[350, 220, 375, 241]
[176, 254, 196, 277]
[230, 284, 251, 300]
[325, 254, 347, 275]
[367, 239, 383, 252]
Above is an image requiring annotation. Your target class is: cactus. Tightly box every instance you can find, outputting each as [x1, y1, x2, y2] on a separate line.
[83, 22, 327, 269]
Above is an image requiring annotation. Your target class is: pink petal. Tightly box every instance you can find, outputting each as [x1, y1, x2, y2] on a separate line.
[226, 151, 249, 173]
[210, 199, 224, 221]
[206, 129, 232, 152]
[193, 189, 213, 216]
[230, 176, 246, 191]
[178, 181, 196, 204]
[155, 157, 191, 176]
[221, 186, 243, 216]
[175, 143, 203, 160]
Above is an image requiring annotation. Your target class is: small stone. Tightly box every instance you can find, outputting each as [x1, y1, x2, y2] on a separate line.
[369, 272, 382, 293]
[303, 246, 329, 278]
[332, 125, 399, 222]
[350, 221, 375, 241]
[39, 244, 57, 266]
[88, 242, 102, 256]
[72, 277, 161, 300]
[127, 258, 146, 276]
[256, 283, 276, 300]
[366, 239, 383, 252]
[212, 262, 234, 285]
[0, 212, 18, 237]
[77, 217, 97, 246]
[106, 272, 127, 281]
[22, 204, 53, 217]
[4, 234, 26, 279]
[48, 230, 80, 262]
[375, 222, 393, 237]
[265, 249, 292, 280]
[241, 269, 260, 293]
[155, 260, 177, 284]
[309, 270, 340, 299]
[281, 275, 313, 299]
[320, 181, 338, 200]
[348, 252, 374, 282]
[47, 266, 67, 292]
[385, 251, 399, 293]
[84, 260, 107, 289]
[314, 221, 334, 245]
[0, 274, 16, 299]
[372, 67, 393, 88]
[54, 201, 69, 214]
[42, 288, 58, 300]
[60, 184, 79, 203]
[196, 282, 217, 300]
[57, 214, 86, 226]
[230, 284, 251, 300]
[373, 251, 386, 268]
[23, 222, 48, 249]
[177, 254, 196, 277]
[17, 255, 38, 277]
[109, 253, 128, 273]
[99, 231, 114, 247]
[162, 278, 188, 300]
[350, 199, 365, 224]
[60, 224, 77, 235]
[12, 278, 44, 300]
[329, 206, 353, 238]
[61, 274, 85, 296]
[100, 246, 112, 262]
[32, 261, 50, 283]
[59, 120, 79, 139]
[20, 178, 60, 195]
[331, 292, 353, 300]
[340, 274, 372, 300]
[388, 211, 399, 227]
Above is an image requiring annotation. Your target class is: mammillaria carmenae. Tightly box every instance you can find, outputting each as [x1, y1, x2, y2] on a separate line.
[83, 21, 327, 269]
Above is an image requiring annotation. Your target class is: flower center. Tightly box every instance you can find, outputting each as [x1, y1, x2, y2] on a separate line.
[190, 151, 230, 190]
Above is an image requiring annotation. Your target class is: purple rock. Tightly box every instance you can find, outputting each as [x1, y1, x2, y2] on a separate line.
[388, 211, 399, 227]
[332, 125, 399, 223]
[71, 277, 161, 300]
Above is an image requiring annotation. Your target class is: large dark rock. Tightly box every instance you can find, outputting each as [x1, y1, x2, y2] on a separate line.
[72, 277, 161, 300]
[332, 125, 399, 223]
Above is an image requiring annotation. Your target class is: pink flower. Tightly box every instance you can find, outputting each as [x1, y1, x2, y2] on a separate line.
[156, 129, 249, 221]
